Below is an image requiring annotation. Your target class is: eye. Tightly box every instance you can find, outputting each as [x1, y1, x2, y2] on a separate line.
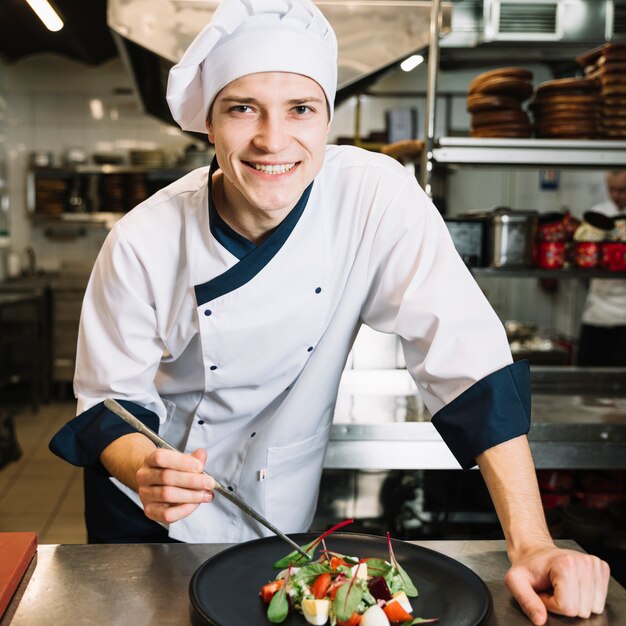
[230, 105, 252, 114]
[293, 105, 312, 115]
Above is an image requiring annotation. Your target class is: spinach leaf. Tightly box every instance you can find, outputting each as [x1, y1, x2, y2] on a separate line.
[267, 584, 289, 623]
[395, 562, 418, 597]
[365, 558, 392, 577]
[294, 562, 332, 584]
[333, 580, 363, 623]
[273, 541, 316, 568]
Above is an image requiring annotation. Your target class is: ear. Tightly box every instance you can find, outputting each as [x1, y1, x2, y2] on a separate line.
[206, 120, 215, 144]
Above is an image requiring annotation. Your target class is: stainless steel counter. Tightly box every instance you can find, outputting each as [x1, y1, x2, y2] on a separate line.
[2, 541, 625, 625]
[327, 369, 626, 470]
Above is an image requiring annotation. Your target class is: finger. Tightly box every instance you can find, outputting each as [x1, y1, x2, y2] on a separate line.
[146, 448, 206, 473]
[191, 447, 208, 468]
[137, 465, 215, 491]
[592, 558, 610, 614]
[504, 567, 548, 626]
[139, 483, 215, 506]
[190, 448, 217, 489]
[145, 501, 202, 524]
[578, 562, 593, 619]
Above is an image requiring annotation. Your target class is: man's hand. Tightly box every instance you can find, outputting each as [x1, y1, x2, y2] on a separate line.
[136, 447, 217, 524]
[505, 543, 610, 625]
[476, 436, 611, 625]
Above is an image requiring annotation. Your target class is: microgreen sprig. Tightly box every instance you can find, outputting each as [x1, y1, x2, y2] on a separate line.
[387, 532, 418, 597]
[273, 519, 354, 568]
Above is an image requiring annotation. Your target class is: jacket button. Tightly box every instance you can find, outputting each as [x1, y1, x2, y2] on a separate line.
[198, 420, 204, 425]
[315, 287, 322, 294]
[307, 346, 314, 352]
[204, 309, 212, 316]
[210, 365, 218, 370]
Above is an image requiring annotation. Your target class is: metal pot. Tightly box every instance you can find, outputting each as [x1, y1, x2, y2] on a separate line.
[28, 151, 54, 168]
[485, 208, 538, 268]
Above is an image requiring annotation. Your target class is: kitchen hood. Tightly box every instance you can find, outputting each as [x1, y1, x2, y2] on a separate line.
[109, 0, 626, 133]
[440, 0, 626, 70]
[108, 0, 452, 134]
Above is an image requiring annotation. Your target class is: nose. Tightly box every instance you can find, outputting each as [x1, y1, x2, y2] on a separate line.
[252, 112, 290, 153]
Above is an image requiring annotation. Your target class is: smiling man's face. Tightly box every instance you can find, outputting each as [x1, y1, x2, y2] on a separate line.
[207, 72, 330, 219]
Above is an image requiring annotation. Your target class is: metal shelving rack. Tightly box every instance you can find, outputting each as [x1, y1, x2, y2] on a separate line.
[433, 137, 626, 168]
[420, 6, 626, 283]
[26, 165, 194, 232]
[470, 267, 626, 279]
[420, 6, 626, 175]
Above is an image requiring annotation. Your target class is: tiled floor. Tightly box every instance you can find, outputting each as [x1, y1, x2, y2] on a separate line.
[0, 402, 87, 544]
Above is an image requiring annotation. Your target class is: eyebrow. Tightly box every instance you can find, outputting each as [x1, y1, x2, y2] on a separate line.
[218, 96, 325, 106]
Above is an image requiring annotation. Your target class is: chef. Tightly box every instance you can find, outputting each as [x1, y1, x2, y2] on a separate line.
[577, 171, 626, 366]
[50, 1, 609, 623]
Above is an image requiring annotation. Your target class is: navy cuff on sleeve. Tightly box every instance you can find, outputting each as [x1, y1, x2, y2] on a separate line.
[431, 359, 531, 470]
[48, 400, 160, 471]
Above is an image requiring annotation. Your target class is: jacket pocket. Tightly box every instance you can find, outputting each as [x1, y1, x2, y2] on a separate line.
[265, 421, 332, 532]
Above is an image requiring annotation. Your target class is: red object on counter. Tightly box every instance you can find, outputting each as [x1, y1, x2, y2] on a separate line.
[541, 491, 572, 510]
[535, 241, 565, 268]
[536, 213, 566, 242]
[562, 212, 581, 239]
[538, 471, 575, 510]
[0, 532, 37, 618]
[573, 491, 626, 510]
[575, 241, 602, 268]
[538, 470, 575, 492]
[600, 242, 626, 271]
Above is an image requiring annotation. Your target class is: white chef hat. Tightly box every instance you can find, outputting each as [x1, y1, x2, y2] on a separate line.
[166, 0, 338, 134]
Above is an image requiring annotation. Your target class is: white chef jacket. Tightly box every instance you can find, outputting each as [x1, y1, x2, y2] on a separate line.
[582, 200, 626, 327]
[50, 145, 530, 543]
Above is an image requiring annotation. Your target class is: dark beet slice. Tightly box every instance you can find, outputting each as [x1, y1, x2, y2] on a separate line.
[367, 576, 392, 601]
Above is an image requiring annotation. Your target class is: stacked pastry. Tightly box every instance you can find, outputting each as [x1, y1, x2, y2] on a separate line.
[577, 43, 626, 139]
[529, 77, 600, 139]
[467, 68, 533, 138]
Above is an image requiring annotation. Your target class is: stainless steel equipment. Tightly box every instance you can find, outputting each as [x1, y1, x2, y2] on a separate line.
[484, 208, 538, 268]
[7, 540, 625, 626]
[442, 0, 626, 58]
[327, 367, 626, 471]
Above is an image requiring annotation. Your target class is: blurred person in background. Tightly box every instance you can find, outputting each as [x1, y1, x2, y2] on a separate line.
[577, 171, 626, 366]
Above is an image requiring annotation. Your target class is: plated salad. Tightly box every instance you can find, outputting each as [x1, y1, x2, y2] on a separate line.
[259, 521, 438, 626]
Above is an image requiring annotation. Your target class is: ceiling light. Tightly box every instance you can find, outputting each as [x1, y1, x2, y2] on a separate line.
[90, 99, 104, 121]
[400, 55, 424, 72]
[24, 0, 64, 32]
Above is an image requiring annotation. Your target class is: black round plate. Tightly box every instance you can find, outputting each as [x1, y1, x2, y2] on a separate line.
[189, 532, 492, 626]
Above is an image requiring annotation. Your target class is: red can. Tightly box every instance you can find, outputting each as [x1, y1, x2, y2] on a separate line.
[536, 214, 566, 242]
[600, 242, 626, 271]
[575, 241, 601, 268]
[535, 241, 565, 268]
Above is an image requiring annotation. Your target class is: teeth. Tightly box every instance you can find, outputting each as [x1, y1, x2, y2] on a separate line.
[251, 162, 296, 174]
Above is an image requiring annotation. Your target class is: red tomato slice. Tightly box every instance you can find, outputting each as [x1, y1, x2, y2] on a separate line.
[330, 555, 349, 569]
[259, 579, 284, 604]
[310, 572, 332, 599]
